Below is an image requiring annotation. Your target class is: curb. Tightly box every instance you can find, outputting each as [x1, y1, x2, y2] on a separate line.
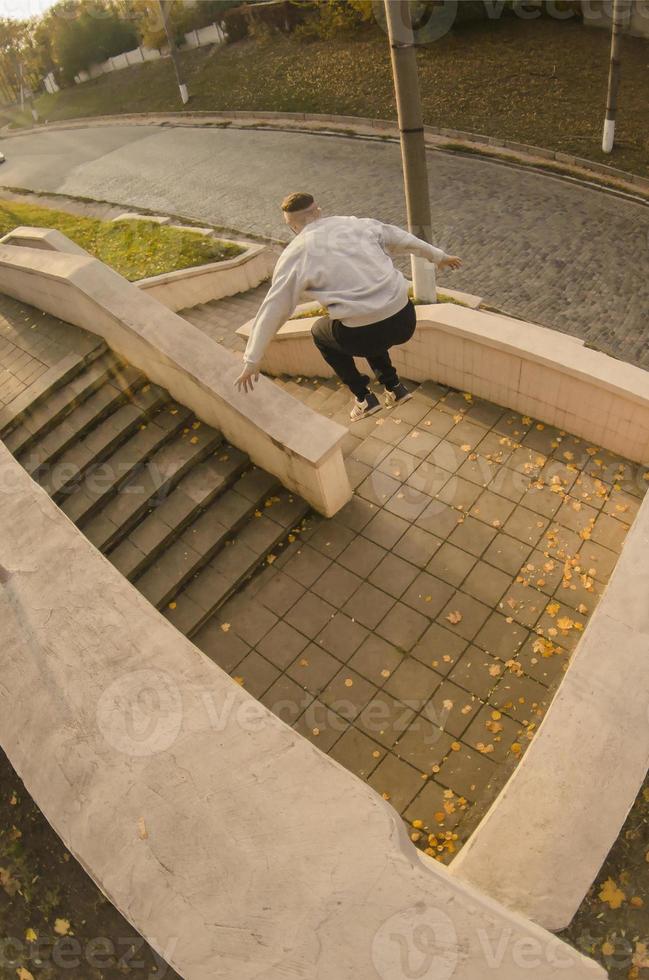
[4, 109, 649, 201]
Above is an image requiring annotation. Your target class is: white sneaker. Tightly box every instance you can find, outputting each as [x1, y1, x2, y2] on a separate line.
[350, 392, 381, 422]
[384, 382, 413, 409]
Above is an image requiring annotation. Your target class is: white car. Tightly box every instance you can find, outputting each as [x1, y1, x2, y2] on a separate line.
[0, 152, 5, 163]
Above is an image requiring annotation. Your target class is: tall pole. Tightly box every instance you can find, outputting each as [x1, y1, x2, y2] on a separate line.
[602, 0, 626, 153]
[158, 0, 189, 105]
[384, 0, 436, 302]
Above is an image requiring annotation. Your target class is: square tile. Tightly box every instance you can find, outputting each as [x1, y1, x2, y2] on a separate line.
[448, 645, 505, 700]
[462, 704, 523, 763]
[311, 563, 362, 608]
[445, 417, 488, 449]
[491, 672, 551, 724]
[321, 667, 378, 721]
[376, 447, 421, 482]
[516, 550, 564, 594]
[522, 483, 564, 519]
[294, 699, 348, 752]
[282, 544, 332, 587]
[384, 485, 431, 521]
[482, 533, 532, 575]
[426, 542, 476, 587]
[399, 427, 442, 459]
[419, 407, 454, 437]
[487, 466, 530, 503]
[369, 552, 419, 598]
[403, 778, 465, 831]
[356, 693, 416, 748]
[337, 535, 386, 577]
[575, 539, 618, 581]
[343, 581, 395, 630]
[406, 459, 450, 496]
[284, 591, 336, 639]
[416, 500, 462, 538]
[461, 561, 511, 607]
[497, 581, 545, 628]
[516, 633, 570, 687]
[473, 611, 529, 660]
[367, 753, 423, 812]
[437, 744, 498, 802]
[448, 515, 497, 557]
[351, 435, 391, 467]
[257, 620, 309, 669]
[437, 476, 484, 511]
[401, 571, 455, 619]
[254, 570, 305, 617]
[328, 726, 386, 778]
[307, 520, 356, 558]
[503, 506, 549, 547]
[373, 416, 414, 446]
[317, 612, 369, 661]
[287, 642, 341, 695]
[457, 454, 501, 488]
[437, 591, 491, 642]
[335, 494, 377, 532]
[232, 651, 279, 699]
[376, 602, 430, 651]
[591, 512, 628, 552]
[423, 679, 482, 738]
[384, 658, 442, 705]
[470, 489, 516, 528]
[394, 718, 455, 772]
[356, 469, 402, 507]
[193, 620, 249, 673]
[217, 595, 278, 647]
[348, 634, 405, 686]
[412, 622, 468, 675]
[393, 526, 441, 567]
[363, 509, 409, 549]
[261, 675, 312, 726]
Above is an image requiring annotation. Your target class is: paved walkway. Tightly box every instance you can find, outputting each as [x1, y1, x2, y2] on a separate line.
[0, 294, 99, 410]
[2, 123, 649, 365]
[182, 289, 647, 859]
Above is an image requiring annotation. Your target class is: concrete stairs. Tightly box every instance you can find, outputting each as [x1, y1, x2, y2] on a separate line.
[0, 347, 309, 647]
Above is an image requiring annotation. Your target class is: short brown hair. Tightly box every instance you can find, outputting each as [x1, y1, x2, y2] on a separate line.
[281, 192, 315, 213]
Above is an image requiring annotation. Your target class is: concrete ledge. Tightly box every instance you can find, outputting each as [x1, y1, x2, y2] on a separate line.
[0, 224, 276, 313]
[0, 242, 350, 517]
[136, 240, 275, 312]
[450, 487, 649, 930]
[0, 441, 606, 979]
[238, 303, 649, 465]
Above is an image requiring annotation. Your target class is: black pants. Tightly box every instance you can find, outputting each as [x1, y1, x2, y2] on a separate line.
[311, 300, 416, 400]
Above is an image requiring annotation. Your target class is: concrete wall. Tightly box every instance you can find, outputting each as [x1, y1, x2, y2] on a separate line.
[0, 223, 276, 314]
[0, 243, 351, 517]
[238, 303, 649, 465]
[0, 440, 606, 979]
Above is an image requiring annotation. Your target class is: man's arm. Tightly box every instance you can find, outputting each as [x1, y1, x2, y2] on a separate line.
[376, 221, 461, 269]
[235, 251, 305, 392]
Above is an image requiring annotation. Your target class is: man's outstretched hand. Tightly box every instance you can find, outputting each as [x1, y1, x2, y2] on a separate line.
[438, 255, 463, 271]
[234, 364, 260, 393]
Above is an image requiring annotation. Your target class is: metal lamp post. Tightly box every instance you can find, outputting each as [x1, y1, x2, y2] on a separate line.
[383, 0, 436, 302]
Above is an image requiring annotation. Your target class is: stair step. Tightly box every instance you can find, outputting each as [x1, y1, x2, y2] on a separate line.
[106, 446, 248, 578]
[163, 489, 310, 636]
[83, 415, 220, 551]
[20, 366, 146, 476]
[59, 403, 194, 526]
[3, 350, 125, 456]
[40, 384, 168, 500]
[0, 342, 108, 441]
[133, 468, 282, 609]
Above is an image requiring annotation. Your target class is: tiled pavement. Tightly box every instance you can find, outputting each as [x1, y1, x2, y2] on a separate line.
[0, 294, 101, 410]
[194, 372, 648, 862]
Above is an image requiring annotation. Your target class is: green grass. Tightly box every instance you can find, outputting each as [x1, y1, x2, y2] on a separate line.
[0, 199, 243, 280]
[16, 16, 649, 177]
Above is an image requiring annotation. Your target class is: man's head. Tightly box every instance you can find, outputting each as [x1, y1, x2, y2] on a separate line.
[281, 192, 322, 235]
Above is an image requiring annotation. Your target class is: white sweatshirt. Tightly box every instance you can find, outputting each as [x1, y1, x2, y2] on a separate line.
[243, 215, 449, 367]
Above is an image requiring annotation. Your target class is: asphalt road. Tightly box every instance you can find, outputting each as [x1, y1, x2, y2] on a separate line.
[1, 123, 648, 365]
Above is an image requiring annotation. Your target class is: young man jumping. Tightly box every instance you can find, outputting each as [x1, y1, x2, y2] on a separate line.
[235, 192, 462, 421]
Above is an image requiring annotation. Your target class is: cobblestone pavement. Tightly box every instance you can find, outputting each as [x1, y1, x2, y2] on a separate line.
[2, 124, 649, 365]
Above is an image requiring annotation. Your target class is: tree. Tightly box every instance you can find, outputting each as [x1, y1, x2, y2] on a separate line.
[50, 1, 138, 83]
